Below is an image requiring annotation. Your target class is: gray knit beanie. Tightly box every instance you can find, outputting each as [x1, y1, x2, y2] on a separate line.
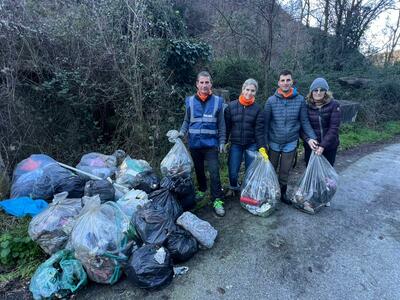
[309, 77, 329, 92]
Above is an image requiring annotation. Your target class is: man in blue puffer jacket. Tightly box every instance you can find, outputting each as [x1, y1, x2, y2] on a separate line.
[264, 70, 318, 204]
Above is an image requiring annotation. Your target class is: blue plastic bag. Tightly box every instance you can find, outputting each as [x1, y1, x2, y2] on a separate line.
[0, 197, 48, 217]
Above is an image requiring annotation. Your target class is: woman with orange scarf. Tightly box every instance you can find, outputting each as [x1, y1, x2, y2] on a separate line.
[224, 78, 265, 196]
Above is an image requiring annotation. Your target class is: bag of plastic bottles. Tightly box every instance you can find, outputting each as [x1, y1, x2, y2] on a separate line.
[76, 152, 118, 179]
[29, 249, 87, 300]
[160, 134, 193, 178]
[125, 245, 174, 290]
[28, 192, 82, 254]
[291, 152, 339, 214]
[240, 153, 280, 217]
[70, 195, 133, 284]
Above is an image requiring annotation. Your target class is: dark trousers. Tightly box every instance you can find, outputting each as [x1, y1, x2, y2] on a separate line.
[303, 142, 337, 166]
[269, 149, 297, 187]
[190, 148, 223, 201]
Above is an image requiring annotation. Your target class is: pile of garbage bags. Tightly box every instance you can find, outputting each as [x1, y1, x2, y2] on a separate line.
[240, 153, 280, 217]
[5, 133, 220, 297]
[291, 152, 339, 214]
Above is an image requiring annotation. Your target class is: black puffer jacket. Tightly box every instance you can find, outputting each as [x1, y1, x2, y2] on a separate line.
[225, 100, 265, 149]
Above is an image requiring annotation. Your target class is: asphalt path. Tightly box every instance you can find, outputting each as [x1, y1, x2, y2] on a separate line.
[78, 143, 400, 300]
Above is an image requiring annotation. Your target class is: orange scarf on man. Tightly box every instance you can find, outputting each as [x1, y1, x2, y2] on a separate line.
[197, 91, 212, 102]
[239, 94, 255, 106]
[277, 87, 294, 99]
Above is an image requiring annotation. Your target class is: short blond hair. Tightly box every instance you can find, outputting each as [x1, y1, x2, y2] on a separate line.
[242, 78, 258, 92]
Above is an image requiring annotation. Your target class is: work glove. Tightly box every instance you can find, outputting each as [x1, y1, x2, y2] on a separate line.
[219, 144, 227, 153]
[258, 147, 269, 160]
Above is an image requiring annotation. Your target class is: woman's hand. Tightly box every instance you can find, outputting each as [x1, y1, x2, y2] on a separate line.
[307, 139, 318, 151]
[315, 146, 325, 155]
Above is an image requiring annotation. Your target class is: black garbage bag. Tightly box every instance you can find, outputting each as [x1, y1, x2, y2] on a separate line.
[165, 227, 198, 263]
[148, 188, 183, 220]
[125, 245, 173, 290]
[134, 171, 160, 193]
[84, 179, 115, 203]
[54, 175, 86, 198]
[134, 201, 177, 245]
[160, 176, 196, 211]
[11, 154, 86, 200]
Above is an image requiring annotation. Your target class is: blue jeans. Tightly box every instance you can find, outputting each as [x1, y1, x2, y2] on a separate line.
[228, 143, 257, 189]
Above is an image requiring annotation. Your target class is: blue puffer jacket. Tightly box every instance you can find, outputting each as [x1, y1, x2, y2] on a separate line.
[264, 88, 316, 146]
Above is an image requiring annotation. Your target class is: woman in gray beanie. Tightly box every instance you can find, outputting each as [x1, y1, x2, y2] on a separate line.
[301, 77, 341, 166]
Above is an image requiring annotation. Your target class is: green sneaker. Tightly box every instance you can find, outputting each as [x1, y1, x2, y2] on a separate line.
[195, 191, 205, 201]
[213, 198, 225, 217]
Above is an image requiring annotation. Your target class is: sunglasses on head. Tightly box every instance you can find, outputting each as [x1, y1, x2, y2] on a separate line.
[312, 88, 327, 93]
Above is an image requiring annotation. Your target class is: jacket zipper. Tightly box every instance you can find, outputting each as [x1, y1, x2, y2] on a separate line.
[318, 107, 324, 140]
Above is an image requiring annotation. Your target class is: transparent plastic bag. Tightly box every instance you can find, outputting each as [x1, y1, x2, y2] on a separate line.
[240, 153, 280, 217]
[292, 152, 339, 213]
[29, 249, 87, 300]
[176, 212, 217, 249]
[28, 192, 82, 254]
[70, 195, 133, 284]
[76, 152, 118, 179]
[117, 189, 149, 219]
[160, 133, 193, 177]
[115, 156, 153, 189]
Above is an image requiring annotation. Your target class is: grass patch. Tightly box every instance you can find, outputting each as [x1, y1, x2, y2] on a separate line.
[0, 213, 46, 283]
[339, 120, 400, 150]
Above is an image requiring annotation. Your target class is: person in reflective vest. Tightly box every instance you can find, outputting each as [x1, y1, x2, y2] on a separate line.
[171, 71, 226, 217]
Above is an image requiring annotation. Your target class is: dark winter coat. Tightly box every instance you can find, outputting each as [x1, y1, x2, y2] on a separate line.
[264, 89, 316, 146]
[225, 100, 265, 149]
[302, 99, 341, 150]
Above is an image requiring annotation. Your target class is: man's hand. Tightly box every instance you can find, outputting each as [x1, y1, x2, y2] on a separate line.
[259, 147, 269, 160]
[167, 129, 179, 139]
[307, 139, 318, 151]
[315, 146, 324, 156]
[219, 144, 227, 153]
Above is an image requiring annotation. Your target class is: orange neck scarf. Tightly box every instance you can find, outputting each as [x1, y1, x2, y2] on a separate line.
[277, 87, 294, 99]
[197, 91, 212, 102]
[239, 94, 255, 106]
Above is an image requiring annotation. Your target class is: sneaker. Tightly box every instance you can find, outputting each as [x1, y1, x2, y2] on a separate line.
[213, 199, 225, 217]
[325, 201, 331, 207]
[195, 191, 205, 201]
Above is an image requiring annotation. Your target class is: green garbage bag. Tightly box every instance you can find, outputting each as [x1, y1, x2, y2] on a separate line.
[29, 249, 87, 300]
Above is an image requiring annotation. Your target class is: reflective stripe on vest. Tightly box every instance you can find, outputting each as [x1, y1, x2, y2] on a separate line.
[188, 128, 218, 134]
[189, 96, 219, 123]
